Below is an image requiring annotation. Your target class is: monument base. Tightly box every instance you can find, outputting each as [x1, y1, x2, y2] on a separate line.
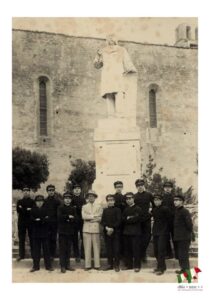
[93, 72, 139, 205]
[93, 119, 141, 206]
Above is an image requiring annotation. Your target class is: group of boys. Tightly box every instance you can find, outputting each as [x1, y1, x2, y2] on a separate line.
[16, 184, 85, 273]
[16, 179, 194, 275]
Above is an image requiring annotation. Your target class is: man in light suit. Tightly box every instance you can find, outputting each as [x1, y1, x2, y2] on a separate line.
[82, 190, 103, 270]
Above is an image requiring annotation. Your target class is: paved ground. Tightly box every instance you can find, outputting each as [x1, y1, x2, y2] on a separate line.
[12, 258, 198, 283]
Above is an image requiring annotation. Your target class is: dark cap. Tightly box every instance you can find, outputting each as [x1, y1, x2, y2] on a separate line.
[114, 181, 123, 187]
[73, 184, 81, 189]
[125, 192, 135, 199]
[63, 192, 73, 199]
[163, 181, 173, 188]
[46, 184, 55, 191]
[106, 194, 115, 201]
[153, 193, 163, 200]
[135, 179, 145, 186]
[22, 186, 30, 191]
[174, 194, 185, 202]
[35, 195, 45, 202]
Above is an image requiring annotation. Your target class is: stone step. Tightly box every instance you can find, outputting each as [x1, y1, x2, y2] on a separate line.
[13, 257, 198, 270]
[13, 244, 198, 258]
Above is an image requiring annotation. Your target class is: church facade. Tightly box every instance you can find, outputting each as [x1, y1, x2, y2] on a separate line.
[12, 24, 198, 194]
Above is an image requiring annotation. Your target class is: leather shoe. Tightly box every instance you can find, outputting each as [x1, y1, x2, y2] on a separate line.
[103, 265, 113, 271]
[66, 267, 75, 271]
[175, 269, 184, 274]
[61, 268, 66, 273]
[84, 267, 92, 271]
[121, 266, 132, 270]
[46, 267, 54, 271]
[16, 257, 24, 262]
[30, 268, 39, 272]
[115, 266, 120, 272]
[134, 268, 140, 272]
[156, 271, 164, 275]
[153, 268, 159, 273]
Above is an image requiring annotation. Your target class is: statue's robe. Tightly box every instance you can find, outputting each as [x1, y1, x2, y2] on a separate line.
[94, 45, 137, 98]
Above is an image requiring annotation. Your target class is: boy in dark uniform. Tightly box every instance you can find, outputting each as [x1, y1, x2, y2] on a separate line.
[113, 181, 126, 212]
[134, 179, 154, 261]
[58, 192, 78, 273]
[71, 184, 86, 262]
[162, 181, 175, 258]
[30, 195, 53, 272]
[162, 181, 175, 212]
[16, 187, 34, 261]
[152, 194, 172, 275]
[113, 181, 126, 260]
[173, 195, 193, 274]
[101, 194, 121, 272]
[122, 192, 143, 272]
[44, 184, 61, 261]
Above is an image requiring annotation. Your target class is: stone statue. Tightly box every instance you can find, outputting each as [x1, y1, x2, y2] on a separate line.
[94, 34, 137, 118]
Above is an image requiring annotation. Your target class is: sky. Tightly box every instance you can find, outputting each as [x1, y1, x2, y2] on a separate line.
[12, 17, 197, 46]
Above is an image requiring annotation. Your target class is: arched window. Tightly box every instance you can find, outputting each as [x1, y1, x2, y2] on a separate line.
[149, 89, 157, 128]
[39, 76, 48, 136]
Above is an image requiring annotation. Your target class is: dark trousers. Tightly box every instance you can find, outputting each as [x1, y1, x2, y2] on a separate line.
[73, 223, 84, 258]
[166, 238, 173, 257]
[166, 226, 175, 258]
[47, 222, 57, 258]
[124, 235, 141, 269]
[32, 237, 51, 269]
[153, 235, 168, 271]
[119, 227, 124, 258]
[18, 222, 33, 258]
[59, 234, 74, 268]
[140, 219, 151, 259]
[104, 233, 120, 267]
[175, 240, 191, 270]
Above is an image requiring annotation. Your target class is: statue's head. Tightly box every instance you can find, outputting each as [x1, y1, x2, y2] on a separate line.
[106, 34, 118, 46]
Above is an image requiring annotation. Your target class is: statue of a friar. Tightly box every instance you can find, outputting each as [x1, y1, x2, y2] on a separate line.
[94, 34, 137, 118]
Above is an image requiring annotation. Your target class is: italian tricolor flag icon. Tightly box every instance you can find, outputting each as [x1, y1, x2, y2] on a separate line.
[177, 267, 201, 283]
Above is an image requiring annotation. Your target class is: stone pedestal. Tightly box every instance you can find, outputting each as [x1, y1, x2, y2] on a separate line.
[92, 73, 141, 205]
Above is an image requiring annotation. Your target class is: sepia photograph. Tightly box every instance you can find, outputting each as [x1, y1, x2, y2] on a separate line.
[11, 17, 198, 283]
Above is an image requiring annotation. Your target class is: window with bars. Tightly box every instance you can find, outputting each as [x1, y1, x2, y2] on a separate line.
[39, 77, 48, 136]
[149, 89, 157, 128]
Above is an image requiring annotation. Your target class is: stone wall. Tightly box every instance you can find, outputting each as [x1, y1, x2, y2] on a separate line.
[12, 29, 197, 194]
